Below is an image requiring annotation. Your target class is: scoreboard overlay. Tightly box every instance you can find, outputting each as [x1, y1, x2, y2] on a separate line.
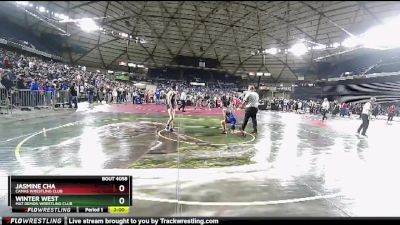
[8, 176, 132, 214]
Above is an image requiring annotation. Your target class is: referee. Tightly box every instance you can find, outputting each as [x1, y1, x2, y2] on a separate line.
[241, 85, 259, 136]
[357, 97, 375, 137]
[178, 89, 187, 112]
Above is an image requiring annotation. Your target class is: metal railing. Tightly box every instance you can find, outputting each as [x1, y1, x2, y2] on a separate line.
[0, 87, 10, 114]
[54, 90, 71, 109]
[12, 89, 54, 109]
[0, 89, 76, 114]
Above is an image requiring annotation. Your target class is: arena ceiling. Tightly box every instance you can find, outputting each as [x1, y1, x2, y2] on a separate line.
[1, 1, 400, 82]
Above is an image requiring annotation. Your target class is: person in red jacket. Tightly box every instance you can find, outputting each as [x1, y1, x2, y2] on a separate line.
[340, 102, 349, 117]
[387, 105, 396, 123]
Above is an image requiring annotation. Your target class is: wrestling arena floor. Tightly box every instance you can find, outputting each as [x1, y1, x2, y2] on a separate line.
[1, 103, 400, 217]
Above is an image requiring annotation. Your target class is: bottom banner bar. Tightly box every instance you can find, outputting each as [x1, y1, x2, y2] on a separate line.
[2, 217, 400, 225]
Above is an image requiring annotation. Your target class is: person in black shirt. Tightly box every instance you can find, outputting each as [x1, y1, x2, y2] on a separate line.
[87, 85, 94, 104]
[16, 76, 25, 89]
[117, 88, 121, 104]
[165, 83, 178, 132]
[0, 74, 13, 91]
[69, 83, 78, 109]
[1, 74, 15, 108]
[372, 105, 379, 119]
[122, 89, 127, 103]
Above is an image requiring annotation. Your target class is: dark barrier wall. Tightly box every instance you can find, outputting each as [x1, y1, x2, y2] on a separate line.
[293, 75, 400, 103]
[291, 86, 323, 100]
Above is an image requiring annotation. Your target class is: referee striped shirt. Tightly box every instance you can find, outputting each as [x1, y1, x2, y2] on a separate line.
[243, 91, 259, 108]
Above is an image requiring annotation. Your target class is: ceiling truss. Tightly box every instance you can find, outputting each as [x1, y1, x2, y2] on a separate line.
[0, 1, 398, 82]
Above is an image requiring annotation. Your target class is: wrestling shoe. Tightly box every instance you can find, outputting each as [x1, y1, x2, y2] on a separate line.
[169, 128, 176, 132]
[221, 131, 227, 134]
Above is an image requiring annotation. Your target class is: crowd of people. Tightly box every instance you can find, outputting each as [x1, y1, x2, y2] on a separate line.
[1, 45, 399, 136]
[1, 47, 244, 111]
[267, 97, 399, 118]
[266, 96, 398, 136]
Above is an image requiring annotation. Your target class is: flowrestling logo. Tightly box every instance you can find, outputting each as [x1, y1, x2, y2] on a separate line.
[3, 217, 63, 224]
[67, 218, 219, 225]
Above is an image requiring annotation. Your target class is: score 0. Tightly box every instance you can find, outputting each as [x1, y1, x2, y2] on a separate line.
[114, 183, 128, 194]
[115, 183, 128, 205]
[118, 184, 125, 192]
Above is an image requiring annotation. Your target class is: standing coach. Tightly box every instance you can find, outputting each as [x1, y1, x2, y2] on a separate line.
[240, 85, 259, 136]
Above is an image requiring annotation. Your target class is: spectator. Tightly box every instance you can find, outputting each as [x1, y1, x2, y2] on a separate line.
[387, 105, 396, 123]
[69, 83, 78, 109]
[1, 74, 13, 91]
[155, 89, 161, 105]
[87, 85, 94, 104]
[16, 76, 26, 89]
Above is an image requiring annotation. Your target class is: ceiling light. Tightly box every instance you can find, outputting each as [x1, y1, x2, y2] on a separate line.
[77, 18, 100, 32]
[332, 42, 340, 48]
[256, 72, 263, 76]
[249, 72, 255, 76]
[59, 14, 65, 19]
[265, 48, 278, 55]
[128, 63, 136, 67]
[360, 16, 400, 50]
[289, 42, 308, 56]
[342, 36, 361, 48]
[29, 3, 33, 7]
[137, 65, 144, 68]
[16, 1, 29, 6]
[313, 44, 326, 50]
[57, 14, 70, 21]
[38, 6, 46, 13]
[264, 72, 271, 76]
